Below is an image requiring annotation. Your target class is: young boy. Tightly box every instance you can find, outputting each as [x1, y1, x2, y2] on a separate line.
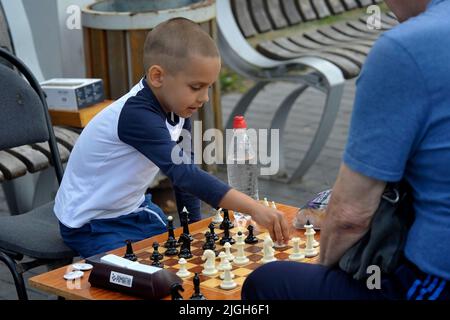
[54, 18, 289, 258]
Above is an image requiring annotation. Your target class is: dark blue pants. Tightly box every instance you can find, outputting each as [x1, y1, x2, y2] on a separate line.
[241, 260, 449, 300]
[59, 194, 167, 258]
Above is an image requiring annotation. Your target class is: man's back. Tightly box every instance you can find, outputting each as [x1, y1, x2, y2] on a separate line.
[343, 0, 450, 279]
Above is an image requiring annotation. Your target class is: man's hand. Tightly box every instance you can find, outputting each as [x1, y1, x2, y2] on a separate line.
[320, 164, 386, 266]
[218, 189, 290, 244]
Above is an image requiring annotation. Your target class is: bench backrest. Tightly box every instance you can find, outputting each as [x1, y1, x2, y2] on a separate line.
[232, 0, 383, 38]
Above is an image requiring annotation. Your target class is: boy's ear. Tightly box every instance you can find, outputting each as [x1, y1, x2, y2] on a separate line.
[148, 65, 165, 88]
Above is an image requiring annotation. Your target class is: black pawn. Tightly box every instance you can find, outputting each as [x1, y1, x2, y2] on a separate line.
[164, 216, 180, 248]
[219, 222, 235, 245]
[151, 253, 163, 268]
[202, 232, 216, 251]
[123, 240, 137, 261]
[170, 283, 184, 300]
[151, 241, 164, 261]
[190, 273, 206, 300]
[245, 224, 258, 244]
[178, 233, 193, 259]
[164, 238, 179, 257]
[208, 222, 219, 241]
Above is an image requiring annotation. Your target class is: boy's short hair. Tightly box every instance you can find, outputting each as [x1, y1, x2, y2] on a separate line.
[143, 17, 220, 75]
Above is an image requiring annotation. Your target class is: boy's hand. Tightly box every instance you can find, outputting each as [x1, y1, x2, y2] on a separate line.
[249, 204, 290, 245]
[218, 189, 290, 244]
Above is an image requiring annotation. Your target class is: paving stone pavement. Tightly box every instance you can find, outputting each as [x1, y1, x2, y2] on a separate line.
[0, 79, 356, 299]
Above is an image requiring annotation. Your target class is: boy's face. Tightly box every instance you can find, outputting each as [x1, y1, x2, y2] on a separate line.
[152, 55, 221, 118]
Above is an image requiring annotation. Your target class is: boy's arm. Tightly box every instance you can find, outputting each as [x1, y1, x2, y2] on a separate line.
[118, 106, 289, 243]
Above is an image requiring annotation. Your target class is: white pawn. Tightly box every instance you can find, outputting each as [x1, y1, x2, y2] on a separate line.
[201, 249, 218, 276]
[261, 235, 277, 264]
[288, 237, 305, 261]
[271, 201, 277, 209]
[212, 207, 223, 224]
[220, 261, 237, 290]
[233, 232, 249, 265]
[263, 197, 270, 207]
[223, 242, 234, 262]
[218, 252, 235, 279]
[304, 222, 319, 257]
[176, 258, 191, 278]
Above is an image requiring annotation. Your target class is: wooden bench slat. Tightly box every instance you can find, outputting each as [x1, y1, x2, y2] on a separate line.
[357, 0, 373, 7]
[331, 22, 379, 39]
[280, 0, 303, 25]
[337, 43, 372, 55]
[311, 0, 331, 19]
[303, 29, 340, 46]
[0, 150, 27, 180]
[321, 47, 367, 67]
[32, 142, 70, 164]
[288, 34, 325, 49]
[6, 145, 49, 173]
[327, 0, 345, 14]
[347, 20, 383, 33]
[274, 37, 311, 51]
[257, 40, 361, 78]
[266, 0, 289, 29]
[231, 0, 258, 37]
[53, 126, 80, 151]
[379, 13, 399, 26]
[249, 0, 273, 33]
[296, 0, 317, 21]
[357, 16, 393, 30]
[386, 11, 397, 19]
[318, 25, 368, 42]
[340, 0, 358, 10]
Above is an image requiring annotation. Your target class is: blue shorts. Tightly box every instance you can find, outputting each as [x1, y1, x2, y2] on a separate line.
[59, 194, 167, 258]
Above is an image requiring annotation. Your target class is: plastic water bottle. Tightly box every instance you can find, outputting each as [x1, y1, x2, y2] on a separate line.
[227, 116, 259, 221]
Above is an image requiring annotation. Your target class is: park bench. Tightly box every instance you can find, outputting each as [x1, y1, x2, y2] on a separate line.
[217, 0, 398, 182]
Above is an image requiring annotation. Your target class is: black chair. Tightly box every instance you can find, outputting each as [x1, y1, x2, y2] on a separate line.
[0, 47, 76, 300]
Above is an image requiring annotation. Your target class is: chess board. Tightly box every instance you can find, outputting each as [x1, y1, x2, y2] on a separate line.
[134, 223, 320, 296]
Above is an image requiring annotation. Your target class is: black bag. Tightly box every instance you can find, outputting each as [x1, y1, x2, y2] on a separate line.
[338, 181, 414, 280]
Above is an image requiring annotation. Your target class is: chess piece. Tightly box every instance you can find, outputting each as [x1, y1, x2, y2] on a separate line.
[263, 197, 270, 207]
[201, 249, 218, 276]
[190, 273, 206, 300]
[178, 233, 193, 259]
[212, 207, 224, 224]
[271, 201, 277, 209]
[245, 224, 258, 244]
[219, 209, 234, 230]
[304, 220, 319, 257]
[289, 237, 305, 261]
[123, 240, 137, 261]
[223, 242, 234, 262]
[202, 232, 216, 251]
[261, 235, 277, 264]
[170, 283, 184, 300]
[218, 252, 235, 280]
[208, 222, 219, 241]
[304, 220, 320, 248]
[176, 258, 191, 278]
[164, 215, 180, 249]
[219, 222, 235, 245]
[233, 232, 249, 265]
[151, 241, 164, 261]
[180, 207, 194, 242]
[151, 254, 163, 268]
[220, 261, 237, 290]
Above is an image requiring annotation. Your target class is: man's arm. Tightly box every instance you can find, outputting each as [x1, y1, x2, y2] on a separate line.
[320, 163, 386, 266]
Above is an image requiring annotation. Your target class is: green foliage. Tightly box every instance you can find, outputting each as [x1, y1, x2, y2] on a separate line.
[219, 66, 254, 94]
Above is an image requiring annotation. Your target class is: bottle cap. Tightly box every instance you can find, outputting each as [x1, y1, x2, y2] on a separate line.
[233, 115, 247, 129]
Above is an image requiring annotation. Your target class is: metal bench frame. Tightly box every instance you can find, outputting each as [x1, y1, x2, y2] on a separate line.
[217, 0, 345, 182]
